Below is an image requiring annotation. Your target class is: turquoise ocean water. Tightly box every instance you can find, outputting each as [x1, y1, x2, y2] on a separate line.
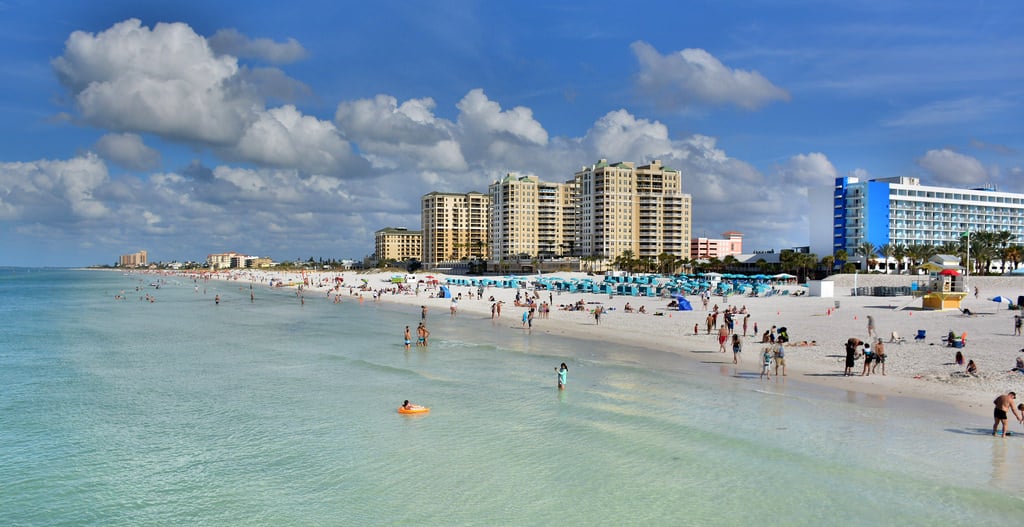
[2, 269, 1023, 526]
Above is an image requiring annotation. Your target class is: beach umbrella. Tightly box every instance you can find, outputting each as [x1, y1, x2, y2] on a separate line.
[990, 296, 1012, 313]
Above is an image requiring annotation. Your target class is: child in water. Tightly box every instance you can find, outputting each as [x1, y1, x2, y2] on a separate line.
[760, 347, 773, 380]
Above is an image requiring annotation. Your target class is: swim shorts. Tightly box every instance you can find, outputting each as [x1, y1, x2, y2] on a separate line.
[995, 408, 1008, 420]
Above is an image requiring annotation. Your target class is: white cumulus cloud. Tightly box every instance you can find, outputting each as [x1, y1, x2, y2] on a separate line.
[777, 153, 838, 186]
[52, 19, 362, 176]
[52, 19, 251, 144]
[916, 149, 987, 186]
[631, 41, 790, 111]
[94, 133, 162, 171]
[0, 154, 110, 220]
[336, 95, 467, 172]
[208, 28, 307, 64]
[456, 89, 548, 149]
[232, 105, 360, 175]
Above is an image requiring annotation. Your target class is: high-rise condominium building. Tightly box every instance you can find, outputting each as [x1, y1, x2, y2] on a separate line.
[119, 250, 147, 267]
[374, 227, 422, 262]
[421, 191, 490, 264]
[488, 173, 576, 262]
[809, 176, 1024, 256]
[574, 159, 691, 263]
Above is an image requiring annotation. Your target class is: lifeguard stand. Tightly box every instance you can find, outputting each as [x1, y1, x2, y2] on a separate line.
[912, 270, 967, 310]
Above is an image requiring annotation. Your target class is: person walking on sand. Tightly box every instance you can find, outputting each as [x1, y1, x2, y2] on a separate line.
[1014, 315, 1021, 336]
[718, 324, 729, 353]
[731, 333, 742, 364]
[866, 315, 876, 338]
[555, 362, 568, 390]
[594, 305, 603, 325]
[774, 343, 787, 376]
[992, 392, 1022, 437]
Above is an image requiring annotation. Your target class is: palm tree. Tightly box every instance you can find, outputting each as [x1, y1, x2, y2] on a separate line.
[892, 244, 908, 275]
[1003, 246, 1022, 273]
[877, 243, 894, 274]
[821, 255, 835, 276]
[722, 255, 739, 273]
[657, 252, 677, 274]
[857, 241, 877, 272]
[834, 249, 848, 271]
[614, 250, 635, 273]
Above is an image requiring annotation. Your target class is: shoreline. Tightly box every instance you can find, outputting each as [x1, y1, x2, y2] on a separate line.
[129, 268, 1024, 421]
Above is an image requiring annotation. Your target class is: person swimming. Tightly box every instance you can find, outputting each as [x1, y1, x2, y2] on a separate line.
[401, 400, 425, 411]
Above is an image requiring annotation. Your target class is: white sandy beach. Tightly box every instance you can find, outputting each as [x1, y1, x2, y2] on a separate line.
[185, 269, 1024, 420]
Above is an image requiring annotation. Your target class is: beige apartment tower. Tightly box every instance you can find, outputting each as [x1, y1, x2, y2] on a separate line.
[119, 250, 148, 267]
[374, 227, 422, 262]
[421, 191, 490, 265]
[488, 174, 577, 262]
[574, 159, 691, 264]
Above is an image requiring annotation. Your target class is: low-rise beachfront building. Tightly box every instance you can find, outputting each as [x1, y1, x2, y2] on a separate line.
[574, 159, 692, 266]
[691, 231, 743, 260]
[118, 250, 148, 267]
[206, 252, 270, 269]
[810, 176, 1024, 258]
[374, 227, 422, 262]
[421, 191, 490, 265]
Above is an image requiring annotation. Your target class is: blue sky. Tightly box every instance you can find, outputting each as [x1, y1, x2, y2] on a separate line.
[1, 0, 1022, 266]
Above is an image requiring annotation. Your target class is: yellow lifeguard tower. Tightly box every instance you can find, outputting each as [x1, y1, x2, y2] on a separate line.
[912, 269, 967, 310]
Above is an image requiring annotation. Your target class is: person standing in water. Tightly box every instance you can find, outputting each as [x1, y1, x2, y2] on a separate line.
[993, 392, 1022, 437]
[555, 363, 568, 390]
[404, 326, 411, 351]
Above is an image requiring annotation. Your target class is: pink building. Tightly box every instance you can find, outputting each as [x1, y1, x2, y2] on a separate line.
[691, 231, 743, 260]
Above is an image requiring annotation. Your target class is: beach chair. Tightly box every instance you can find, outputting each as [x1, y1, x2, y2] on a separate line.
[914, 329, 926, 342]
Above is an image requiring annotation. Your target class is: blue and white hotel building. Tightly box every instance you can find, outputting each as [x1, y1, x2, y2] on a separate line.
[809, 176, 1024, 258]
